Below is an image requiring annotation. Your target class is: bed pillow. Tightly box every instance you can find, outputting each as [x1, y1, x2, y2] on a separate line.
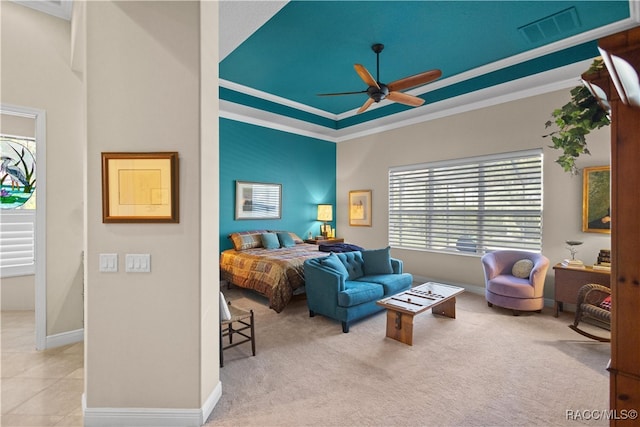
[362, 247, 393, 276]
[277, 232, 296, 248]
[269, 230, 304, 244]
[229, 230, 267, 251]
[320, 253, 349, 279]
[512, 259, 534, 279]
[289, 232, 304, 244]
[261, 232, 281, 249]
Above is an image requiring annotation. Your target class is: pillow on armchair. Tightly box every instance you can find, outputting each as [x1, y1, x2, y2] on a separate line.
[512, 259, 534, 278]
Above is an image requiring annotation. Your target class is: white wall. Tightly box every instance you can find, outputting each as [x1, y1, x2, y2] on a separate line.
[83, 1, 219, 422]
[1, 2, 84, 332]
[337, 89, 611, 300]
[199, 0, 220, 404]
[1, 276, 35, 310]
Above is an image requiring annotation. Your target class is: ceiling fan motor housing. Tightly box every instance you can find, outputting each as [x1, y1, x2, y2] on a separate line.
[368, 84, 389, 102]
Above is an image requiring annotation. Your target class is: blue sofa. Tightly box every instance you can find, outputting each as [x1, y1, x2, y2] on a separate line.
[303, 248, 413, 332]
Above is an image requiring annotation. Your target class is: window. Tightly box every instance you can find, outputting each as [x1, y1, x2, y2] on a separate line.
[389, 149, 543, 255]
[0, 211, 35, 277]
[1, 134, 37, 277]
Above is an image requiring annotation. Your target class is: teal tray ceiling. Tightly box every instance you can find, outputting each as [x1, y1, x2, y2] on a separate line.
[220, 1, 633, 136]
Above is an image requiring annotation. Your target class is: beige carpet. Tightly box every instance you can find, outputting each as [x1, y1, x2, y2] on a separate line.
[207, 285, 610, 427]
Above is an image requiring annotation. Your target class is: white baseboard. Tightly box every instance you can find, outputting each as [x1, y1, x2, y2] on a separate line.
[83, 381, 222, 427]
[45, 328, 83, 349]
[201, 381, 222, 424]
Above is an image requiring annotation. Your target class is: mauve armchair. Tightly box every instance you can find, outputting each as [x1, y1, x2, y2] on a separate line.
[481, 250, 550, 315]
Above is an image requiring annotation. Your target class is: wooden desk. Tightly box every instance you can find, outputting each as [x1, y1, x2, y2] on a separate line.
[553, 263, 610, 317]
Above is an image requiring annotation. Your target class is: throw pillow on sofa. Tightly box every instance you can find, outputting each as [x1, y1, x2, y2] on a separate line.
[362, 247, 393, 276]
[320, 253, 349, 279]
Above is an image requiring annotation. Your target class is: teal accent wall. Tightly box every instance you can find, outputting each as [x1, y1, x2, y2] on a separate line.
[220, 118, 336, 251]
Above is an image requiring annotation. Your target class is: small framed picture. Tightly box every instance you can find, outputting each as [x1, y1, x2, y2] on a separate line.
[349, 190, 372, 227]
[582, 166, 610, 234]
[101, 152, 179, 223]
[235, 181, 282, 220]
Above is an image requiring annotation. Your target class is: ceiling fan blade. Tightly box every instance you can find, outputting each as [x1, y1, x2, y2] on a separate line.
[354, 64, 380, 89]
[357, 97, 375, 114]
[387, 69, 442, 92]
[387, 91, 425, 107]
[317, 90, 367, 97]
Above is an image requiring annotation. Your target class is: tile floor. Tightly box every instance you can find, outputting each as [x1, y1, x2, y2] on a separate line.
[1, 311, 84, 427]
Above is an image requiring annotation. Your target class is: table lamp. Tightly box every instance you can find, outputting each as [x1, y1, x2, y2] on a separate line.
[317, 204, 333, 238]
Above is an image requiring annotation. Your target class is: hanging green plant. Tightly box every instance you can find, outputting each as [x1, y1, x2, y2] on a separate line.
[543, 59, 610, 175]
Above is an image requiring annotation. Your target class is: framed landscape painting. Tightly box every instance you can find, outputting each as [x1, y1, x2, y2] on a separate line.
[582, 166, 610, 233]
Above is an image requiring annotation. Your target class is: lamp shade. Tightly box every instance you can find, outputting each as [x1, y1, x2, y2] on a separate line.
[597, 27, 640, 108]
[317, 204, 333, 222]
[582, 78, 611, 113]
[599, 49, 640, 108]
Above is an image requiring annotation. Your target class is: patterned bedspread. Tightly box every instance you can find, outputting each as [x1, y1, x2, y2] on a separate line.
[220, 243, 327, 313]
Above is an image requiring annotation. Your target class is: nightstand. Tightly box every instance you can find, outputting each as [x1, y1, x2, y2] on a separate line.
[304, 238, 344, 244]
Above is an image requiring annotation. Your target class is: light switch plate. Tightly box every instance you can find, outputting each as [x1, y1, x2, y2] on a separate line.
[99, 253, 118, 272]
[125, 254, 151, 273]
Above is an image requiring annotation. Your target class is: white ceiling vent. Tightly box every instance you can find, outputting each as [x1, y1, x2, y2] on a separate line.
[518, 7, 580, 44]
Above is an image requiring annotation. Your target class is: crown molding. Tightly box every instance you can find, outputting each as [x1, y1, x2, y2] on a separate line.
[220, 59, 594, 143]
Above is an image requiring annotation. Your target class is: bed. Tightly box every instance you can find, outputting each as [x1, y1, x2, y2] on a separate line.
[220, 230, 328, 312]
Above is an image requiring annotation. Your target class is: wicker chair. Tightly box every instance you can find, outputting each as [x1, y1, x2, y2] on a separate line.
[569, 283, 611, 342]
[219, 293, 256, 367]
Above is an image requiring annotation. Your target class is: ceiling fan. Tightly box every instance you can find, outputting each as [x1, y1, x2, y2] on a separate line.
[318, 43, 442, 114]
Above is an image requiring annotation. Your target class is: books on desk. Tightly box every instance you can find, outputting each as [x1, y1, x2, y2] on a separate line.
[592, 263, 611, 271]
[562, 259, 585, 268]
[597, 249, 611, 265]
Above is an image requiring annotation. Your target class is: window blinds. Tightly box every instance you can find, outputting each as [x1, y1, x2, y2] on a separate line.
[389, 150, 543, 255]
[0, 211, 36, 277]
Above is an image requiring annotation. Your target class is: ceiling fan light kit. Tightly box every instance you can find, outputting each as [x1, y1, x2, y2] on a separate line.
[319, 43, 442, 113]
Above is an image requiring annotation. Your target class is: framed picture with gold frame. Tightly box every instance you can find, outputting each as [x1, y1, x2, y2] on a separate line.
[582, 165, 610, 233]
[102, 152, 179, 223]
[349, 189, 372, 226]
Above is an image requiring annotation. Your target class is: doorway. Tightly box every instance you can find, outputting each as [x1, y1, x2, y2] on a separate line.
[1, 104, 47, 350]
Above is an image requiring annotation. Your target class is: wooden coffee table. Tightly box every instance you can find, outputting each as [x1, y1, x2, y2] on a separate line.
[376, 282, 464, 345]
